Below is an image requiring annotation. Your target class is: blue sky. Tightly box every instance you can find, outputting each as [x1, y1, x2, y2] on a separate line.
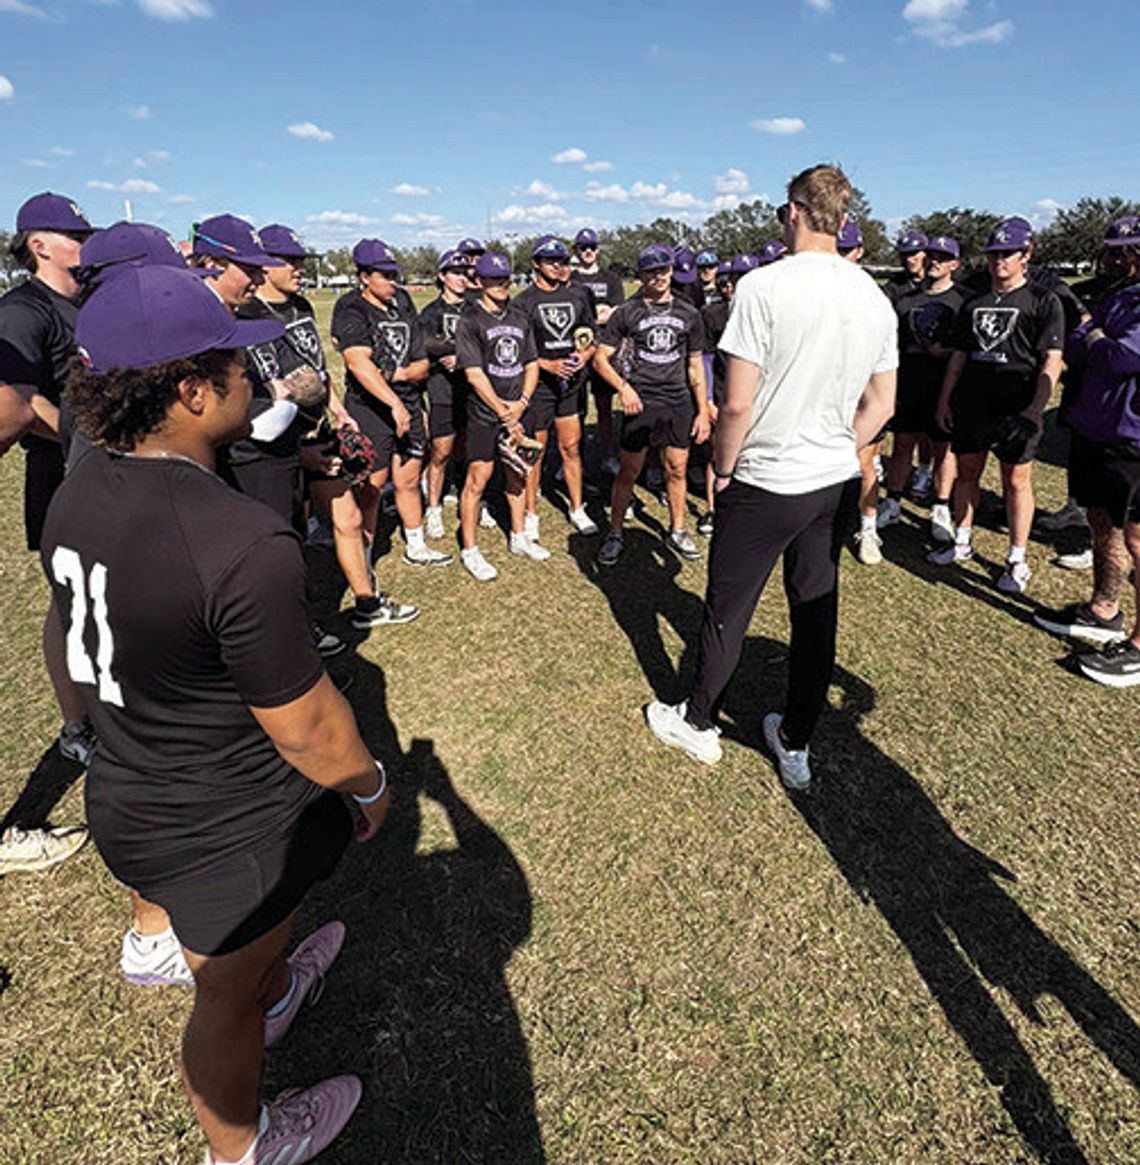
[1, 0, 1137, 253]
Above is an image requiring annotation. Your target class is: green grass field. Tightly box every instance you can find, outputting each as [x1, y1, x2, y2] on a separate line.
[0, 291, 1137, 1163]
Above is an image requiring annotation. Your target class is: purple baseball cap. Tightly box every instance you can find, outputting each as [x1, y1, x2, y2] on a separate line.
[925, 235, 960, 259]
[76, 265, 283, 374]
[985, 217, 1033, 252]
[1103, 216, 1140, 248]
[696, 248, 718, 268]
[352, 238, 401, 271]
[672, 246, 697, 283]
[574, 228, 599, 248]
[437, 248, 470, 271]
[457, 237, 485, 256]
[192, 214, 284, 267]
[474, 251, 512, 278]
[16, 192, 93, 234]
[757, 240, 788, 266]
[532, 236, 570, 260]
[837, 220, 863, 251]
[638, 244, 674, 272]
[716, 260, 732, 276]
[730, 253, 761, 275]
[896, 230, 928, 255]
[259, 223, 319, 259]
[78, 221, 204, 287]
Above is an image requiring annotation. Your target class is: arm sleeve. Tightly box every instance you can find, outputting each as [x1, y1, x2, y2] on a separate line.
[454, 317, 483, 371]
[599, 304, 627, 348]
[0, 302, 49, 389]
[407, 318, 427, 363]
[718, 282, 770, 367]
[1036, 292, 1066, 354]
[521, 324, 538, 364]
[330, 298, 371, 352]
[209, 532, 324, 708]
[1086, 302, 1140, 376]
[687, 307, 707, 354]
[874, 307, 900, 374]
[608, 271, 626, 307]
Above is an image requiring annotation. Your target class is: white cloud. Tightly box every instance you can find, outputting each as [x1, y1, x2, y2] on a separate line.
[23, 158, 53, 169]
[167, 193, 195, 204]
[306, 210, 377, 226]
[127, 104, 152, 120]
[828, 51, 847, 63]
[0, 0, 51, 19]
[584, 182, 629, 203]
[713, 168, 749, 196]
[88, 178, 161, 193]
[751, 117, 806, 135]
[1030, 198, 1064, 228]
[712, 195, 740, 212]
[390, 182, 430, 196]
[391, 212, 446, 227]
[288, 121, 334, 142]
[48, 145, 74, 156]
[903, 0, 1013, 48]
[0, 75, 14, 101]
[628, 181, 702, 210]
[148, 149, 171, 163]
[805, 0, 833, 11]
[493, 203, 569, 226]
[551, 147, 588, 165]
[582, 160, 613, 173]
[515, 178, 564, 201]
[137, 0, 214, 20]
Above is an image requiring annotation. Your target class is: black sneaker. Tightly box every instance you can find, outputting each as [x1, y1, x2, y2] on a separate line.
[1033, 602, 1126, 647]
[596, 531, 624, 567]
[351, 593, 420, 629]
[312, 622, 348, 658]
[1078, 639, 1140, 687]
[696, 512, 714, 537]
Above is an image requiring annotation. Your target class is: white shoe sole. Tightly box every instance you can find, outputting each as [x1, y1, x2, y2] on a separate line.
[645, 701, 722, 765]
[1032, 615, 1127, 647]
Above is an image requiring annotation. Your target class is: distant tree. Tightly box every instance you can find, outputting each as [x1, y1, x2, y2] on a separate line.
[902, 207, 1002, 267]
[396, 244, 442, 283]
[701, 197, 778, 258]
[1033, 196, 1140, 266]
[321, 247, 356, 281]
[848, 186, 889, 264]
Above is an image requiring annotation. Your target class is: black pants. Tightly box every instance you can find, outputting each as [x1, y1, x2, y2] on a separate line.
[685, 476, 858, 748]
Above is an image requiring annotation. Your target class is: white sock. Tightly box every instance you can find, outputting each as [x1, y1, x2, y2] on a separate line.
[461, 546, 480, 560]
[131, 925, 174, 950]
[1007, 544, 1026, 564]
[860, 514, 877, 534]
[955, 526, 972, 546]
[405, 526, 425, 552]
[208, 1109, 267, 1165]
[510, 531, 527, 548]
[265, 968, 297, 1019]
[570, 505, 587, 520]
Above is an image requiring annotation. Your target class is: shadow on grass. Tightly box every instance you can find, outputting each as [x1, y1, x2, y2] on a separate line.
[574, 528, 1137, 1163]
[728, 640, 1139, 1165]
[0, 743, 84, 834]
[272, 656, 544, 1165]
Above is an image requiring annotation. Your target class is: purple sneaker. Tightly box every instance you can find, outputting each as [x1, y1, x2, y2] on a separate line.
[265, 921, 346, 1048]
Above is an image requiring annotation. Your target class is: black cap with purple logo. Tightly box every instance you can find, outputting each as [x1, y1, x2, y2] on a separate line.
[259, 223, 319, 259]
[1103, 216, 1140, 248]
[192, 214, 284, 267]
[78, 221, 197, 287]
[457, 237, 485, 256]
[16, 192, 93, 234]
[638, 244, 674, 272]
[925, 235, 960, 259]
[76, 265, 283, 374]
[573, 228, 599, 248]
[896, 230, 928, 255]
[474, 251, 512, 278]
[352, 239, 401, 271]
[984, 217, 1033, 252]
[532, 236, 570, 260]
[837, 220, 863, 251]
[672, 246, 698, 284]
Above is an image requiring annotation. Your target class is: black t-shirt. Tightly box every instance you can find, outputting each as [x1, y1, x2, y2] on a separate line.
[0, 277, 78, 452]
[601, 295, 706, 403]
[40, 447, 325, 879]
[230, 293, 328, 465]
[701, 298, 732, 400]
[512, 281, 596, 388]
[952, 282, 1065, 406]
[571, 268, 626, 313]
[896, 283, 968, 399]
[454, 301, 537, 419]
[418, 294, 468, 400]
[883, 273, 924, 307]
[331, 289, 427, 407]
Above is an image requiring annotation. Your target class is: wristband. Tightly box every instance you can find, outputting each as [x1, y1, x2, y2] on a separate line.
[521, 395, 531, 405]
[352, 760, 387, 806]
[714, 468, 734, 480]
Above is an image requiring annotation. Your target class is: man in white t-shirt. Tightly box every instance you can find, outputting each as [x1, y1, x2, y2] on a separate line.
[646, 164, 897, 789]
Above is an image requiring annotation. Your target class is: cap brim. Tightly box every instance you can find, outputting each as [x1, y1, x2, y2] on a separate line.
[225, 317, 285, 349]
[197, 246, 285, 268]
[672, 269, 698, 283]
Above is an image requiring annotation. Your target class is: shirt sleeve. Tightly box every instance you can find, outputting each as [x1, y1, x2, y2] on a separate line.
[521, 323, 538, 364]
[718, 281, 771, 367]
[0, 301, 49, 388]
[1037, 292, 1066, 353]
[608, 272, 626, 307]
[951, 299, 975, 353]
[454, 316, 483, 371]
[600, 304, 627, 348]
[687, 306, 707, 354]
[407, 317, 427, 363]
[330, 298, 371, 352]
[208, 531, 324, 709]
[873, 305, 900, 374]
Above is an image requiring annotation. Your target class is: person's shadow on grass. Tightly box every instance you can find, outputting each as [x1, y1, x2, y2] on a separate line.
[0, 743, 85, 836]
[720, 637, 1140, 1165]
[271, 657, 544, 1164]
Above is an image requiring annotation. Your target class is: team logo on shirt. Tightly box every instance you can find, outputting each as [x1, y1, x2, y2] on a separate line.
[442, 311, 460, 341]
[972, 307, 1019, 353]
[646, 326, 675, 353]
[375, 321, 410, 367]
[909, 301, 952, 349]
[493, 335, 520, 367]
[538, 302, 575, 342]
[287, 319, 323, 363]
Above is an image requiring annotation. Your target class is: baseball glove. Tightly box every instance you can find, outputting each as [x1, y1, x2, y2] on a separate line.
[497, 427, 543, 478]
[334, 424, 376, 486]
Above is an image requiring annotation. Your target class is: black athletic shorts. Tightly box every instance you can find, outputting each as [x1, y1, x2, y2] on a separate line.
[428, 381, 467, 441]
[893, 381, 939, 437]
[348, 389, 426, 465]
[950, 382, 1041, 464]
[529, 378, 582, 431]
[23, 439, 65, 552]
[620, 397, 694, 453]
[1069, 434, 1140, 528]
[466, 400, 538, 465]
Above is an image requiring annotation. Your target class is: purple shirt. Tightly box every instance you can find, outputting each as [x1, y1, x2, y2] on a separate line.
[1065, 282, 1140, 446]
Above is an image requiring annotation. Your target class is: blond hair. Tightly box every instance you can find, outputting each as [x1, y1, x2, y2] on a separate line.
[787, 165, 852, 236]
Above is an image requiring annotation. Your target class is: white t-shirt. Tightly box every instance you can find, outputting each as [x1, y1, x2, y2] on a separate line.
[719, 251, 898, 495]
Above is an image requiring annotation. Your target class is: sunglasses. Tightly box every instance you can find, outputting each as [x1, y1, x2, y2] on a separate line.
[776, 200, 808, 225]
[365, 268, 399, 279]
[190, 226, 239, 255]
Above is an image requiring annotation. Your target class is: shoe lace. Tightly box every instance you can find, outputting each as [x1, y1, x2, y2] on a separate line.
[266, 1089, 320, 1139]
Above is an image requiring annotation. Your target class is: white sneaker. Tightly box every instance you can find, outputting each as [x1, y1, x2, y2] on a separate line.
[569, 506, 599, 535]
[646, 700, 723, 765]
[478, 503, 498, 530]
[402, 543, 453, 567]
[1055, 548, 1093, 571]
[524, 511, 540, 541]
[120, 925, 194, 987]
[762, 713, 811, 791]
[424, 506, 444, 540]
[930, 504, 954, 544]
[510, 533, 551, 561]
[855, 528, 882, 565]
[0, 825, 87, 875]
[928, 541, 972, 565]
[997, 560, 1031, 594]
[461, 546, 498, 581]
[876, 497, 901, 528]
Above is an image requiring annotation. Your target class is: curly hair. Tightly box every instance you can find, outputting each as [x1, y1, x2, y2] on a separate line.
[64, 349, 237, 451]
